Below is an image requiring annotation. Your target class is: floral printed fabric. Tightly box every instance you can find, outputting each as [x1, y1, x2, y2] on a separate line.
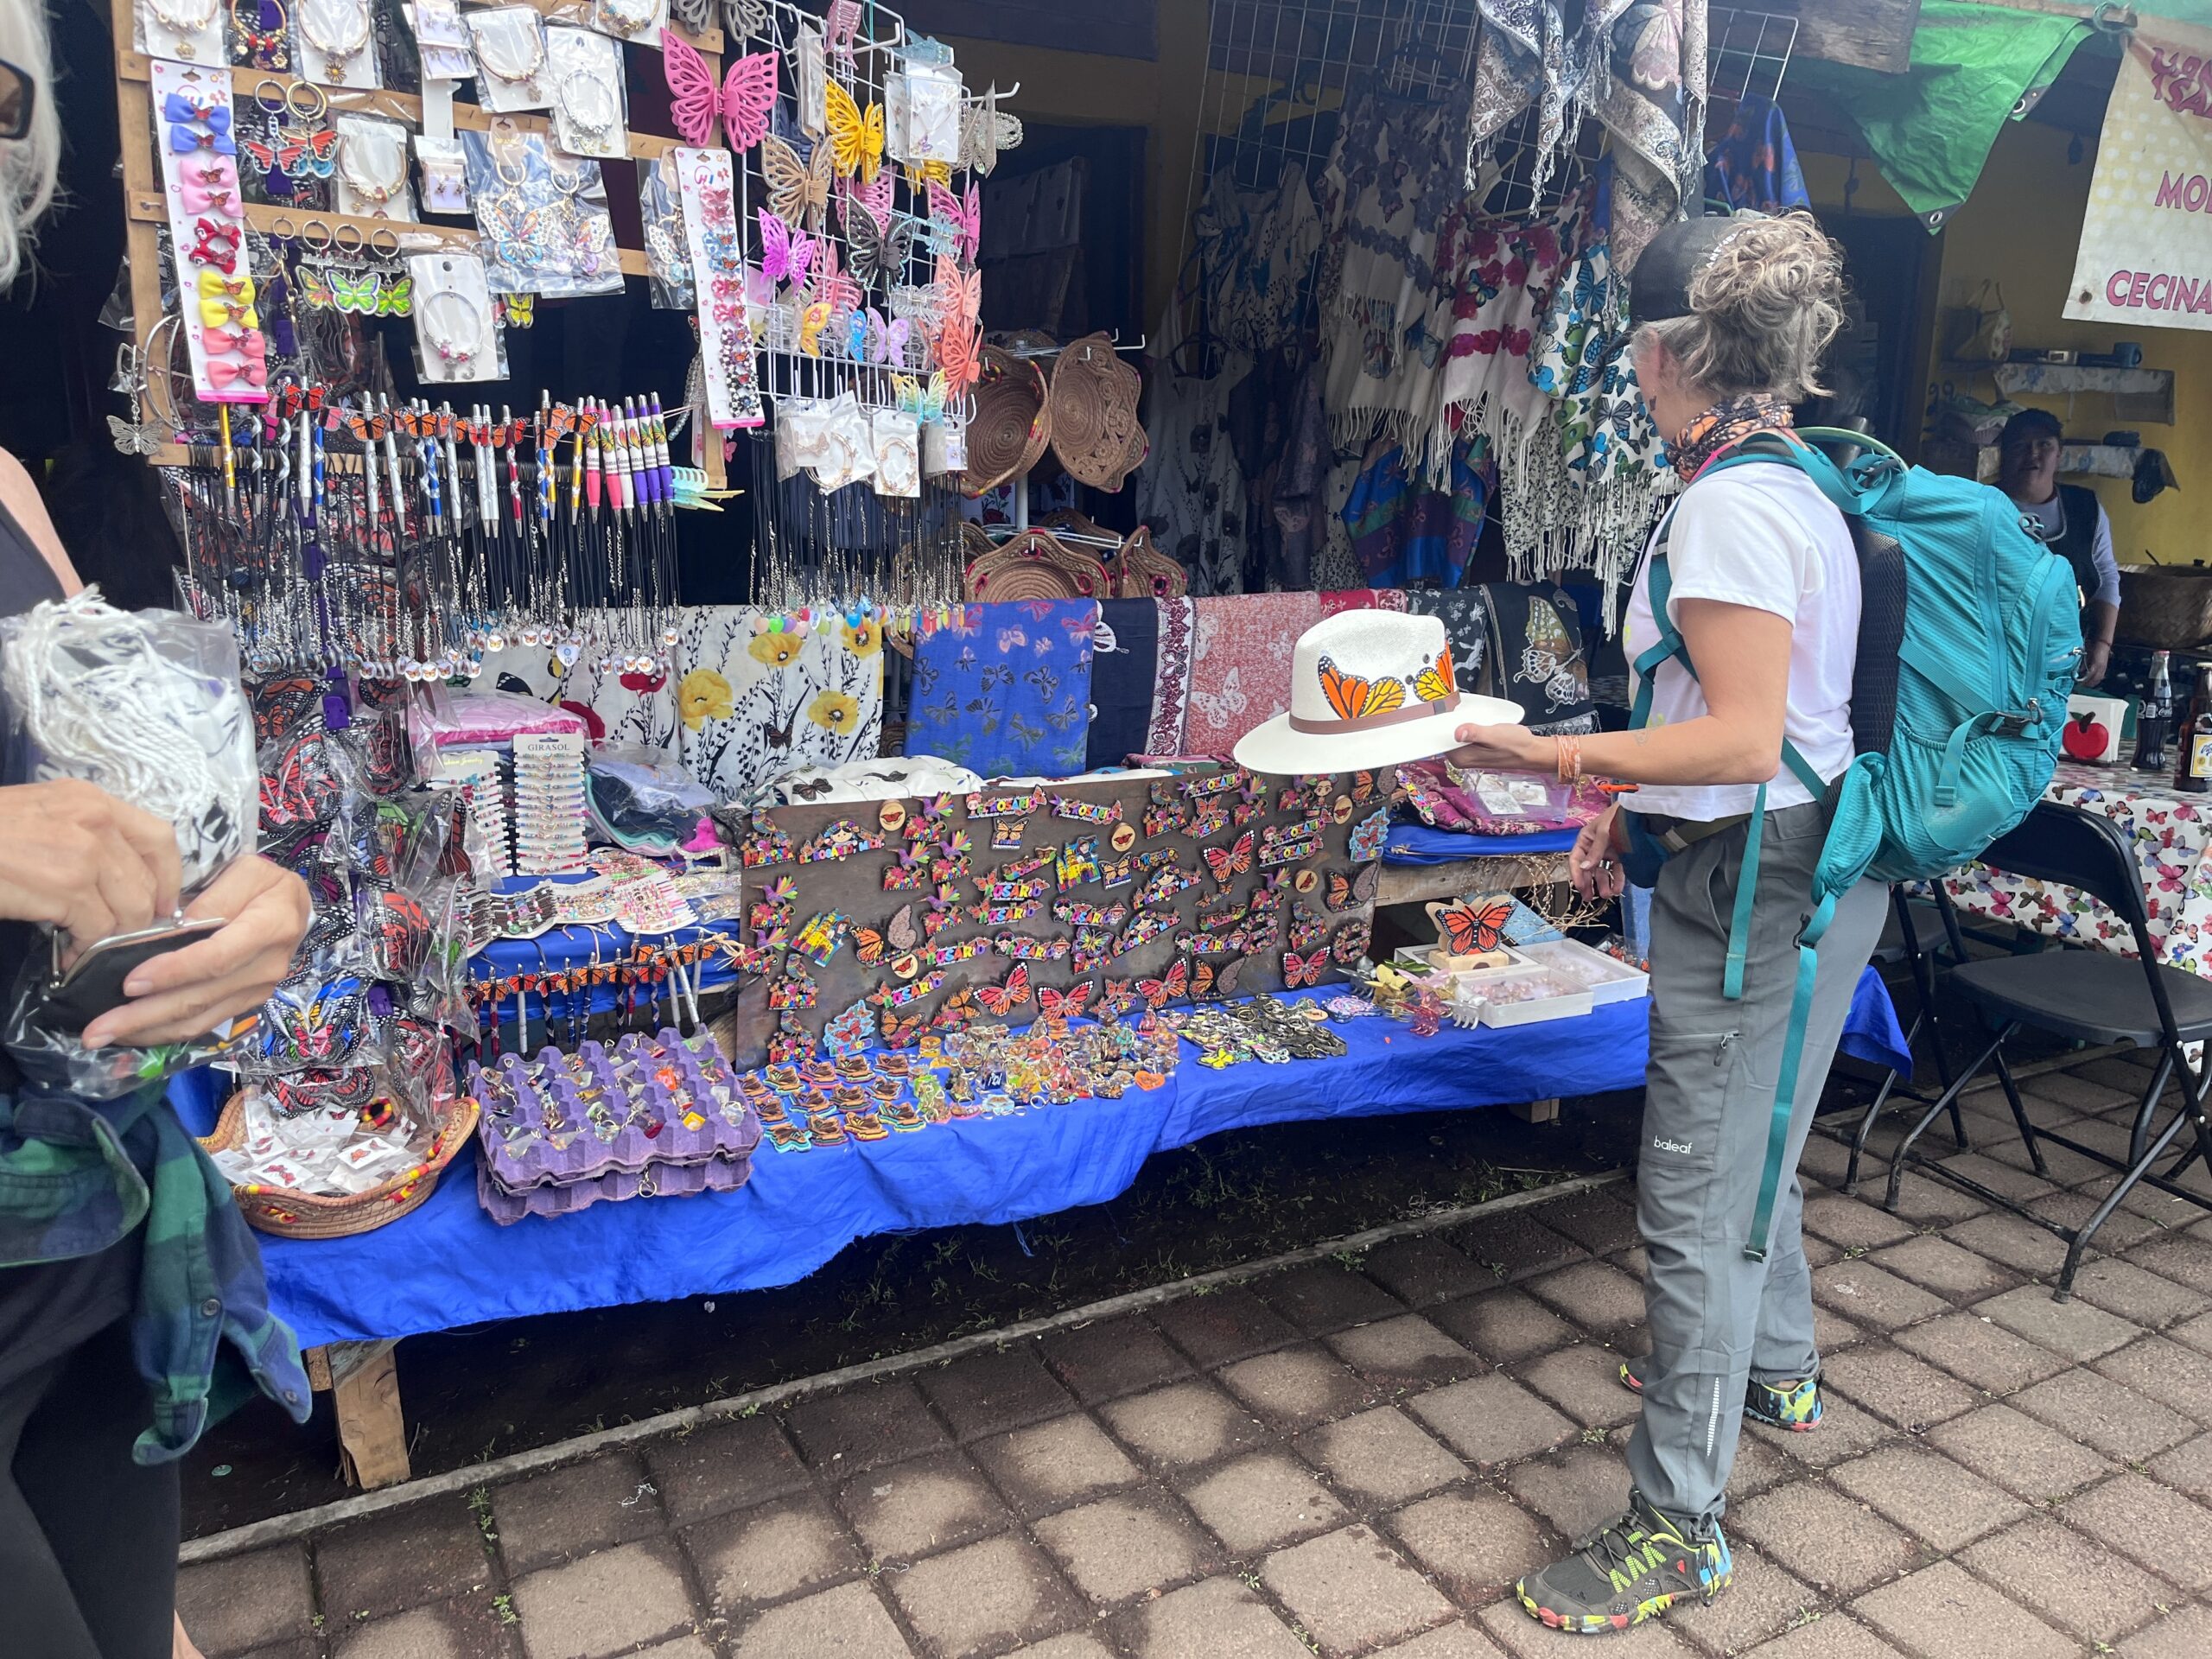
[905, 601, 1098, 779]
[1147, 597, 1195, 756]
[675, 607, 886, 805]
[1437, 196, 1579, 461]
[1703, 96, 1808, 213]
[1185, 591, 1323, 756]
[1944, 762, 2212, 974]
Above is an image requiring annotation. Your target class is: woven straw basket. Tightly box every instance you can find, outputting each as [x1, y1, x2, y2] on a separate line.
[199, 1091, 479, 1239]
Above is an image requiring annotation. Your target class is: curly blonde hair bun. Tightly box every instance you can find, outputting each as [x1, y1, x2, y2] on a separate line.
[1647, 212, 1846, 403]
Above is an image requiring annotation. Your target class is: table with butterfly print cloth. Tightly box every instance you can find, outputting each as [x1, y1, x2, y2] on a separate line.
[1942, 760, 2212, 973]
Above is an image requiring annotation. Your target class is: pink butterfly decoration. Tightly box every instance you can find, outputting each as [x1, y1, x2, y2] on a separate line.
[825, 0, 861, 58]
[844, 169, 893, 235]
[664, 38, 779, 149]
[925, 180, 981, 265]
[812, 240, 862, 315]
[758, 209, 817, 288]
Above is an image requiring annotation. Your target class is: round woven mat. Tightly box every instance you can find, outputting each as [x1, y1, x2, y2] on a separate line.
[1050, 334, 1145, 492]
[962, 345, 1052, 497]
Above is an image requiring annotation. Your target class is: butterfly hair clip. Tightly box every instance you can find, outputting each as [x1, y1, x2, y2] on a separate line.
[664, 35, 779, 149]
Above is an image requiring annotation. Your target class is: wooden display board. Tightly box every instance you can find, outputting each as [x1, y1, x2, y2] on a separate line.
[106, 0, 728, 484]
[720, 764, 1387, 1065]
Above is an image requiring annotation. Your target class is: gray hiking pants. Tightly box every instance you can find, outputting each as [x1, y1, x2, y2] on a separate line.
[1624, 799, 1887, 1530]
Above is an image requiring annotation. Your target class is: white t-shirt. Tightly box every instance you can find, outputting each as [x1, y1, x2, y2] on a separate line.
[1622, 466, 1861, 822]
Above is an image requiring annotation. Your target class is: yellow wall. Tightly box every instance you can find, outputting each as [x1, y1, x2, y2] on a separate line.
[1916, 118, 2212, 564]
[938, 6, 1208, 328]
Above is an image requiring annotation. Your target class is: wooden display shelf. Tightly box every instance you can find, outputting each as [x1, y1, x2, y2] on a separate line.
[110, 0, 727, 489]
[124, 191, 658, 278]
[118, 53, 690, 163]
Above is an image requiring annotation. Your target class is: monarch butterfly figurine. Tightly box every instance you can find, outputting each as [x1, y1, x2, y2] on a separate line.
[1425, 893, 1516, 971]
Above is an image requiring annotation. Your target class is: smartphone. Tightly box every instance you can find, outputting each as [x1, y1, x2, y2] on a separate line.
[36, 918, 226, 1034]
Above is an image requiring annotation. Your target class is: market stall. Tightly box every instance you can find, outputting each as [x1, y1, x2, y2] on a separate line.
[40, 0, 1980, 1490]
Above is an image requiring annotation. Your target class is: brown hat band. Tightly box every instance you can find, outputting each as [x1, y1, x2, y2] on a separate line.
[1288, 690, 1460, 736]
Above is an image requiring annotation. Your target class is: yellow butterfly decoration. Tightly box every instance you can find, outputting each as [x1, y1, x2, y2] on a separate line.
[759, 133, 834, 231]
[1413, 645, 1457, 704]
[903, 157, 952, 193]
[798, 301, 832, 357]
[824, 79, 885, 185]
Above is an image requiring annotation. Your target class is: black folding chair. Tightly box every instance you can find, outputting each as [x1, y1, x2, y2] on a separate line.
[1891, 801, 2212, 1298]
[1840, 886, 1966, 1196]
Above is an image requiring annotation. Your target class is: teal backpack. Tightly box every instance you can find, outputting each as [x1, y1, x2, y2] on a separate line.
[1629, 429, 2082, 1259]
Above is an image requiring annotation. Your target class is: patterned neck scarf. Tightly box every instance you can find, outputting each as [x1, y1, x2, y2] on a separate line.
[1669, 394, 1796, 482]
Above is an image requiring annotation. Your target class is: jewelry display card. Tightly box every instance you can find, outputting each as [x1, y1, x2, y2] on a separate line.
[415, 133, 471, 215]
[592, 0, 666, 49]
[296, 0, 382, 89]
[332, 111, 416, 221]
[545, 26, 627, 160]
[151, 59, 269, 406]
[709, 765, 1382, 1065]
[137, 0, 226, 68]
[406, 0, 475, 80]
[675, 146, 764, 430]
[461, 124, 624, 298]
[467, 5, 553, 113]
[408, 250, 505, 384]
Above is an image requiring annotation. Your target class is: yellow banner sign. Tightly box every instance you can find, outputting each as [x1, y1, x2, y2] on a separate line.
[2068, 21, 2212, 328]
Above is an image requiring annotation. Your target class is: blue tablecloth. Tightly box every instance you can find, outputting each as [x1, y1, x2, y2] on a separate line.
[170, 969, 1908, 1349]
[1384, 822, 1581, 864]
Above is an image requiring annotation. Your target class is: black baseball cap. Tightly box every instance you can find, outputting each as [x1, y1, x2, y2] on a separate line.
[1628, 212, 1767, 327]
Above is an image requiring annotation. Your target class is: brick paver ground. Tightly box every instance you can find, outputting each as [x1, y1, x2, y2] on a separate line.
[179, 1047, 2212, 1658]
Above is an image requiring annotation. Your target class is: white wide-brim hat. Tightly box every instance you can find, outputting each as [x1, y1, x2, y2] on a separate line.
[1234, 609, 1522, 775]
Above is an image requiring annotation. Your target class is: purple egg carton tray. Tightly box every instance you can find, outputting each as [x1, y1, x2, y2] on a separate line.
[468, 1029, 763, 1224]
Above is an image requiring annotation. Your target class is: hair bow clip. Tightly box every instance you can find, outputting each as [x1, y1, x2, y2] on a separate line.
[199, 296, 259, 328]
[180, 180, 240, 217]
[207, 357, 268, 390]
[169, 120, 236, 156]
[207, 326, 264, 356]
[188, 219, 241, 272]
[162, 90, 226, 124]
[197, 267, 255, 302]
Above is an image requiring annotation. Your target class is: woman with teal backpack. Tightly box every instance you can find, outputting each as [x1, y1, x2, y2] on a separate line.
[1448, 212, 1893, 1634]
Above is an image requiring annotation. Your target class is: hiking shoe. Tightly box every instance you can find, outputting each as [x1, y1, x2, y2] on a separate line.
[1616, 1357, 1823, 1432]
[1516, 1496, 1732, 1634]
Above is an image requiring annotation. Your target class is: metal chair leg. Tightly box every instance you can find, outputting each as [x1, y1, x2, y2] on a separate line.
[1990, 1047, 2049, 1178]
[2056, 1102, 2199, 1300]
[1886, 1026, 2010, 1213]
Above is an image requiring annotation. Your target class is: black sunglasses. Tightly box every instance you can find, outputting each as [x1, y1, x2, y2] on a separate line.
[0, 60, 35, 145]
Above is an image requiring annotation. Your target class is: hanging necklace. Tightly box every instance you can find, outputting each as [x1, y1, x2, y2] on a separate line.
[149, 0, 219, 54]
[594, 0, 658, 37]
[555, 68, 617, 147]
[336, 124, 406, 204]
[475, 19, 547, 92]
[299, 0, 372, 79]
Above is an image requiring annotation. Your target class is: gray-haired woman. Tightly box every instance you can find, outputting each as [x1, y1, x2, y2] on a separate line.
[1450, 212, 1888, 1634]
[0, 3, 314, 1654]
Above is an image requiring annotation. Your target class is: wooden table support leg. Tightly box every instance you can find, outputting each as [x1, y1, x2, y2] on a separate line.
[306, 1339, 411, 1490]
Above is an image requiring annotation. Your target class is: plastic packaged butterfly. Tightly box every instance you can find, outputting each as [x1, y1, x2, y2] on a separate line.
[664, 36, 778, 149]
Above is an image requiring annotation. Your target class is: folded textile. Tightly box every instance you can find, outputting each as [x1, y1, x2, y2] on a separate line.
[1146, 596, 1195, 755]
[674, 607, 887, 805]
[1703, 95, 1809, 213]
[1087, 599, 1162, 771]
[1185, 591, 1323, 755]
[905, 601, 1098, 778]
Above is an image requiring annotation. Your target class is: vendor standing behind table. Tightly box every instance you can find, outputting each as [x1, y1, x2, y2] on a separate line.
[1997, 408, 2120, 689]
